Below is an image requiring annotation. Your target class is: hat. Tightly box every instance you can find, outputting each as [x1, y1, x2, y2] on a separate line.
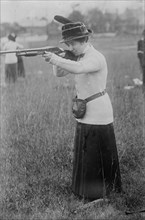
[60, 22, 92, 43]
[8, 33, 17, 41]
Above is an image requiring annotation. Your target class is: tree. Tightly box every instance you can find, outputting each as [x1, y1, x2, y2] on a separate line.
[86, 8, 105, 33]
[120, 8, 139, 34]
[67, 10, 85, 23]
[41, 17, 49, 39]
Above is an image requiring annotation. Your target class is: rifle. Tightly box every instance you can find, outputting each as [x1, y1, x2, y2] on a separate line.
[125, 209, 145, 215]
[0, 46, 78, 61]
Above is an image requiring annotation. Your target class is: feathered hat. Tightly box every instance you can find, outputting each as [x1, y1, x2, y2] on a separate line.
[54, 15, 92, 43]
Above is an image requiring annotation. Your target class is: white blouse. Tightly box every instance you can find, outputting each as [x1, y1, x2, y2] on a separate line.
[51, 44, 113, 125]
[3, 40, 23, 64]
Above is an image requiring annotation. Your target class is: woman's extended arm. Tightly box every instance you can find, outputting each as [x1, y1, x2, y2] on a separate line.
[43, 52, 102, 74]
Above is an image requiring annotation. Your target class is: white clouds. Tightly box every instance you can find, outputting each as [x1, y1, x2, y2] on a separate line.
[1, 0, 143, 23]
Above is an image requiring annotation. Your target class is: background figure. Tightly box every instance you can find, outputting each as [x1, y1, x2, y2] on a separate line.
[3, 33, 24, 84]
[17, 55, 25, 78]
[137, 29, 145, 86]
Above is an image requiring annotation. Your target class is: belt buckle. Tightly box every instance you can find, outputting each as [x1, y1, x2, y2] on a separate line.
[101, 90, 105, 96]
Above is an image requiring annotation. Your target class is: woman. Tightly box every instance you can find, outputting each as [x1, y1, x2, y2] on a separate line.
[43, 20, 122, 201]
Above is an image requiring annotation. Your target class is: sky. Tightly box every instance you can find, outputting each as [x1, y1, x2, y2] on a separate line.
[1, 0, 144, 23]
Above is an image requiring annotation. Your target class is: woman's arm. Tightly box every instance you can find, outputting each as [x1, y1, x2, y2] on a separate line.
[43, 52, 102, 74]
[53, 65, 69, 77]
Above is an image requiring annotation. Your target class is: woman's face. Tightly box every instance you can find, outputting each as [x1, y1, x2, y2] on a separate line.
[65, 40, 85, 56]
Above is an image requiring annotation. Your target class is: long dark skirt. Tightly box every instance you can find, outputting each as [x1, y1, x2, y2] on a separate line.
[5, 63, 17, 83]
[72, 122, 122, 200]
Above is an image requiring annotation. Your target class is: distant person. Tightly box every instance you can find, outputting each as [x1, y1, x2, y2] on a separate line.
[17, 55, 25, 78]
[3, 33, 24, 84]
[137, 29, 145, 86]
[43, 17, 122, 201]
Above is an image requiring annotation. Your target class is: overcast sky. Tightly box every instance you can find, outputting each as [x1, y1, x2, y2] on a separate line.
[1, 0, 144, 23]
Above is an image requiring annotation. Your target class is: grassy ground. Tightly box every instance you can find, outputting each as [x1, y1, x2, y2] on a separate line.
[0, 35, 145, 220]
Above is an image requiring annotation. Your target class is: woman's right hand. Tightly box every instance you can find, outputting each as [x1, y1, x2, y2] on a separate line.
[43, 52, 53, 63]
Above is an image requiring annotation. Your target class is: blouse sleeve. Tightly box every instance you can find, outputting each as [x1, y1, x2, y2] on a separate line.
[53, 65, 69, 77]
[50, 52, 103, 75]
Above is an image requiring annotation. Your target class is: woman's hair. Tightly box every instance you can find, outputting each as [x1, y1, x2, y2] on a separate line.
[65, 36, 89, 46]
[74, 36, 89, 43]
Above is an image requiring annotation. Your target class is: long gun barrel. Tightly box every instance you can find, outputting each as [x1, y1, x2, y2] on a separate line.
[0, 46, 78, 61]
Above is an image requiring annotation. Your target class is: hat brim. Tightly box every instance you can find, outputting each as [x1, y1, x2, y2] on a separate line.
[60, 29, 92, 43]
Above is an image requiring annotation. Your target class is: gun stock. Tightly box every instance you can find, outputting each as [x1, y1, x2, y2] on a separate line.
[0, 46, 78, 61]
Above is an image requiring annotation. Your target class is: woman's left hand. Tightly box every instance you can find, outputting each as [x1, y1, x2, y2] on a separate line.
[43, 52, 53, 62]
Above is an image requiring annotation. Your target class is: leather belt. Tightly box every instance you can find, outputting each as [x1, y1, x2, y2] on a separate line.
[85, 89, 106, 103]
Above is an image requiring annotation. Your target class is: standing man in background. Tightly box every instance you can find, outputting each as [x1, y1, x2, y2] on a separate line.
[17, 55, 25, 78]
[137, 29, 145, 87]
[3, 33, 24, 84]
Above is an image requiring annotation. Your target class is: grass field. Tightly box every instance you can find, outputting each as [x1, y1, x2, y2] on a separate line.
[0, 35, 145, 220]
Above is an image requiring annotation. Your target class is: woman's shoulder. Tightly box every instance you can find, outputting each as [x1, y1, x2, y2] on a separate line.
[92, 46, 105, 57]
[90, 46, 107, 65]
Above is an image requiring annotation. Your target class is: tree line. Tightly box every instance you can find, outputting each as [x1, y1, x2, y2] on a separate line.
[67, 8, 143, 34]
[0, 7, 143, 38]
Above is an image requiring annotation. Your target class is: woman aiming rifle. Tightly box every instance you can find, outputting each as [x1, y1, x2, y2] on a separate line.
[43, 16, 122, 202]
